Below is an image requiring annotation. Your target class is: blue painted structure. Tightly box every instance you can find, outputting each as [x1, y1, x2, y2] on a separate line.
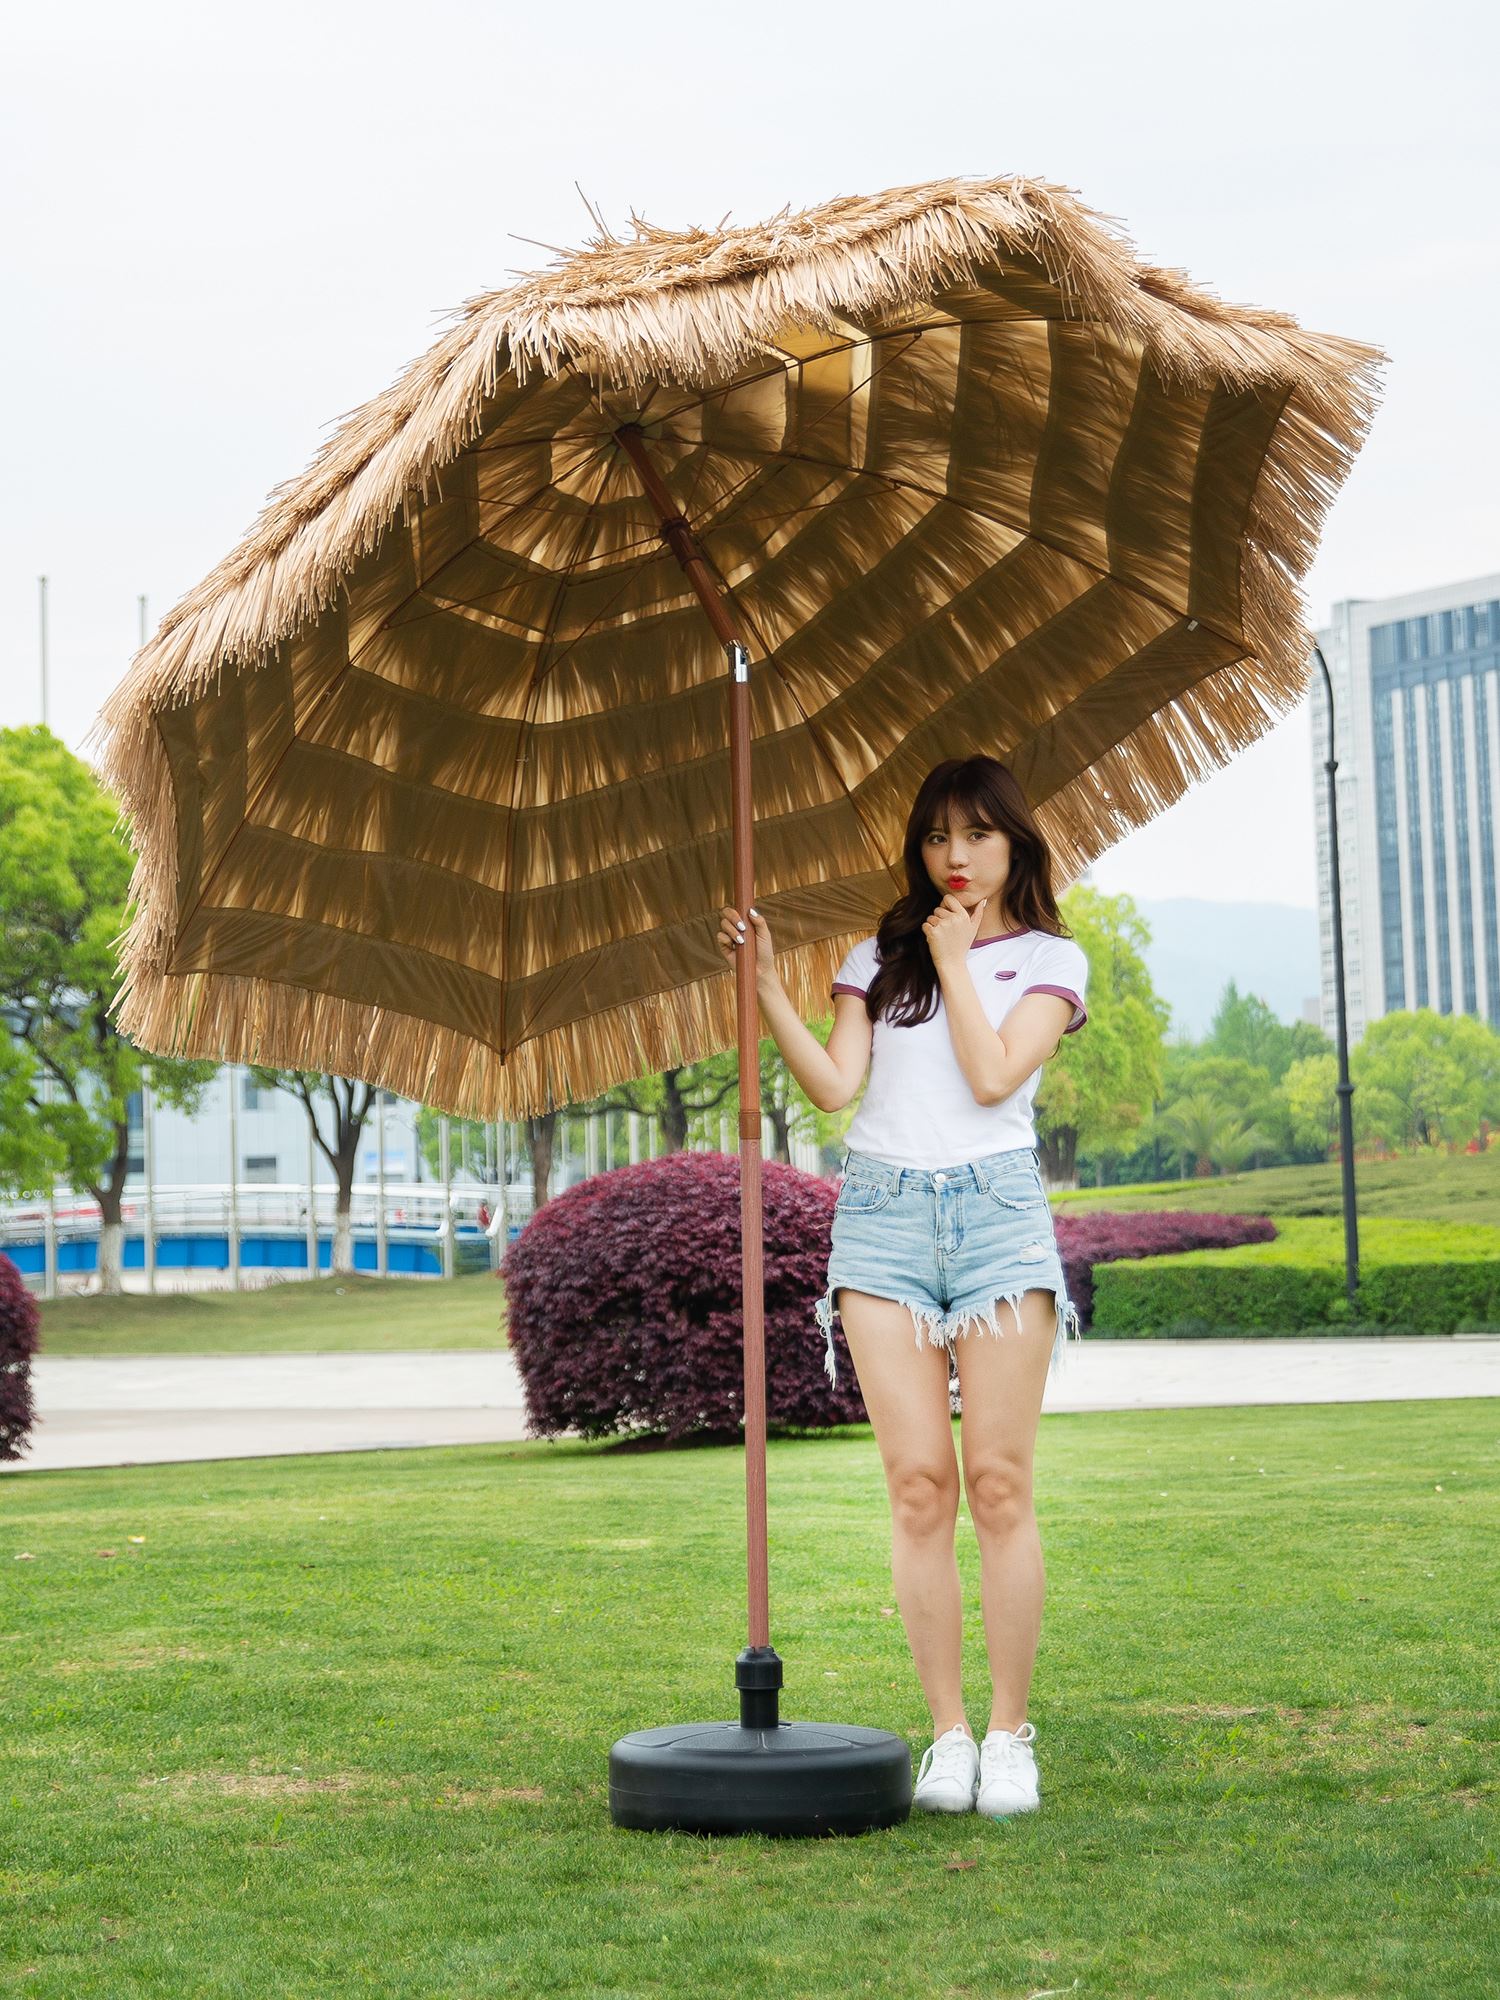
[3, 1225, 516, 1279]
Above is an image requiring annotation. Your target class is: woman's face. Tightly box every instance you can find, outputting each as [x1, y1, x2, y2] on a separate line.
[921, 808, 1013, 917]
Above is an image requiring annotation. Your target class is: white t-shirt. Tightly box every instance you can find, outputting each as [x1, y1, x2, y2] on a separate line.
[830, 926, 1089, 1170]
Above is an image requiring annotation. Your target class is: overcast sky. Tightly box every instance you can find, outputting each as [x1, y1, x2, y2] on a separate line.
[4, 0, 1495, 910]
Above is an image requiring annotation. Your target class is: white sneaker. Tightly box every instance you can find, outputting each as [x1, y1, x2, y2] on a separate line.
[977, 1721, 1040, 1817]
[912, 1724, 979, 1812]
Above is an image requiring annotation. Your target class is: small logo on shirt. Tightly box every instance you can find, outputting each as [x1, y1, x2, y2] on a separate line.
[993, 968, 1017, 980]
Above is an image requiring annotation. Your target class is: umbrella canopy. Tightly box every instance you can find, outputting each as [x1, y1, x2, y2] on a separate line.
[91, 174, 1383, 1120]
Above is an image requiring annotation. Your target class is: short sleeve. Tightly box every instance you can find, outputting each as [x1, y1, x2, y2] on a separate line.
[830, 935, 878, 1001]
[1020, 934, 1089, 1033]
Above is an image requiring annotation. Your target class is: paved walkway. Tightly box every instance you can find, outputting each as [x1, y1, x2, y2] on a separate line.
[7, 1337, 1499, 1473]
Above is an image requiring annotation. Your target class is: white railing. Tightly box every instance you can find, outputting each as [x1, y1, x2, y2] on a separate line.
[0, 1180, 532, 1240]
[1, 1124, 834, 1296]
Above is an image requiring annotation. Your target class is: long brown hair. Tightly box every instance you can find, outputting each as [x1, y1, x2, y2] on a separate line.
[864, 756, 1072, 1028]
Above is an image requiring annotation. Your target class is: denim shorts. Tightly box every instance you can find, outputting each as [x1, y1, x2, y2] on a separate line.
[814, 1144, 1081, 1391]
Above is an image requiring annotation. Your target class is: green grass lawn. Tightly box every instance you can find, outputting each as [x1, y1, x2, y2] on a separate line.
[1054, 1146, 1500, 1227]
[1130, 1214, 1500, 1266]
[35, 1273, 508, 1358]
[5, 1401, 1497, 1997]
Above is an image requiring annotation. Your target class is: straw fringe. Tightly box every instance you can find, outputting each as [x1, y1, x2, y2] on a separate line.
[86, 172, 1384, 1118]
[109, 930, 870, 1123]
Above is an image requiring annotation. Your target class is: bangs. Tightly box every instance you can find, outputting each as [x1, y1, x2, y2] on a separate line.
[927, 777, 1002, 834]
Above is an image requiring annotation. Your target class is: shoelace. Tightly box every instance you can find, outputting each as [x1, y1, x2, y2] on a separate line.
[982, 1720, 1037, 1773]
[917, 1726, 977, 1787]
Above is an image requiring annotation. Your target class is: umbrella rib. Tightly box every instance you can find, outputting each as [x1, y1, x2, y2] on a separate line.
[657, 511, 902, 905]
[712, 439, 1249, 656]
[646, 326, 926, 472]
[157, 441, 619, 977]
[368, 466, 862, 635]
[464, 319, 936, 477]
[495, 448, 620, 1063]
[504, 409, 853, 701]
[463, 380, 680, 458]
[400, 443, 851, 639]
[341, 437, 614, 664]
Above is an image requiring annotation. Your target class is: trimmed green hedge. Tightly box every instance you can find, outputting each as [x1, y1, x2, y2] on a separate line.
[1091, 1217, 1500, 1336]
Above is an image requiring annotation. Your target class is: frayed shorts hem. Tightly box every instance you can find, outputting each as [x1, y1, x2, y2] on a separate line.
[814, 1277, 1082, 1392]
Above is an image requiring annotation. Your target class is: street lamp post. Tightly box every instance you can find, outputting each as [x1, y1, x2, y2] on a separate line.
[1312, 643, 1360, 1308]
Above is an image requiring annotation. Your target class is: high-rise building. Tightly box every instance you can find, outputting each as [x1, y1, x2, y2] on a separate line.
[1311, 573, 1500, 1041]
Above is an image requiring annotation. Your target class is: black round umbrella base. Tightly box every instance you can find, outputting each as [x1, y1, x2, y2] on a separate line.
[609, 1720, 912, 1836]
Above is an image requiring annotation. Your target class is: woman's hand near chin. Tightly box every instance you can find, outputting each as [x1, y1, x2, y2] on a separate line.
[922, 893, 986, 977]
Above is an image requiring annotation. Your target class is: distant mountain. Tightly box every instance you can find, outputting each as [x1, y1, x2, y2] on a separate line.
[1126, 898, 1320, 1039]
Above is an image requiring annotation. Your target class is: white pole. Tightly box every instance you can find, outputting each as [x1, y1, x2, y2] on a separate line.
[586, 1112, 599, 1178]
[38, 576, 48, 728]
[227, 1066, 241, 1289]
[494, 1119, 509, 1252]
[142, 1074, 157, 1295]
[306, 1119, 319, 1279]
[41, 1072, 57, 1301]
[378, 1088, 390, 1272]
[629, 1112, 641, 1164]
[440, 1115, 454, 1281]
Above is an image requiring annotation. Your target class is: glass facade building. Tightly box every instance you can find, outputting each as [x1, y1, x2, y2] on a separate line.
[1311, 574, 1500, 1040]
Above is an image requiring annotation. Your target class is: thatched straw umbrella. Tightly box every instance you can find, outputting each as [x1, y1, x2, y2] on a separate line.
[90, 174, 1382, 1832]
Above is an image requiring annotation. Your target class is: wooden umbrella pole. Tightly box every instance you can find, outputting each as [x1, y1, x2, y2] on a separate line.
[615, 426, 773, 1656]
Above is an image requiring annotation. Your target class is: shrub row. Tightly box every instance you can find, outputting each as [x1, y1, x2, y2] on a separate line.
[1052, 1209, 1278, 1329]
[1091, 1217, 1500, 1335]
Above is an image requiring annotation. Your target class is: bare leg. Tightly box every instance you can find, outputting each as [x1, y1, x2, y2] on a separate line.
[837, 1288, 968, 1737]
[951, 1287, 1058, 1734]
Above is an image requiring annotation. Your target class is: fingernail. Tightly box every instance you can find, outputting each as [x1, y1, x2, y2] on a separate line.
[736, 920, 745, 931]
[749, 907, 758, 916]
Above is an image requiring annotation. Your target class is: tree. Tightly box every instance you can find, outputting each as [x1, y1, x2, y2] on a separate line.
[1035, 886, 1169, 1188]
[447, 1025, 846, 1220]
[1207, 980, 1330, 1085]
[0, 1034, 59, 1198]
[1152, 1090, 1271, 1177]
[247, 1068, 376, 1273]
[729, 1024, 851, 1167]
[1155, 1050, 1290, 1165]
[418, 1107, 563, 1208]
[0, 727, 214, 1292]
[1348, 1009, 1500, 1151]
[1280, 1051, 1341, 1156]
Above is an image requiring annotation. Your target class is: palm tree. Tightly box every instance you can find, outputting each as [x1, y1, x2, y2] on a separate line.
[1153, 1092, 1269, 1179]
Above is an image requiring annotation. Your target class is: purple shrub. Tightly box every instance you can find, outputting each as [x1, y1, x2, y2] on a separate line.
[502, 1152, 867, 1442]
[0, 1252, 39, 1461]
[1054, 1210, 1278, 1329]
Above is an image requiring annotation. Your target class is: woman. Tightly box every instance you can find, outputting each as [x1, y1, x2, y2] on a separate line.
[717, 755, 1088, 1822]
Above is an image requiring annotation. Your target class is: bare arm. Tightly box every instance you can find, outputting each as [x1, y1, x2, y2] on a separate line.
[717, 906, 872, 1114]
[759, 983, 872, 1114]
[938, 963, 1075, 1106]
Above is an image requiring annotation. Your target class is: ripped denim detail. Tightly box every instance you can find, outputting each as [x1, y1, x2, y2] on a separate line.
[815, 1279, 1082, 1391]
